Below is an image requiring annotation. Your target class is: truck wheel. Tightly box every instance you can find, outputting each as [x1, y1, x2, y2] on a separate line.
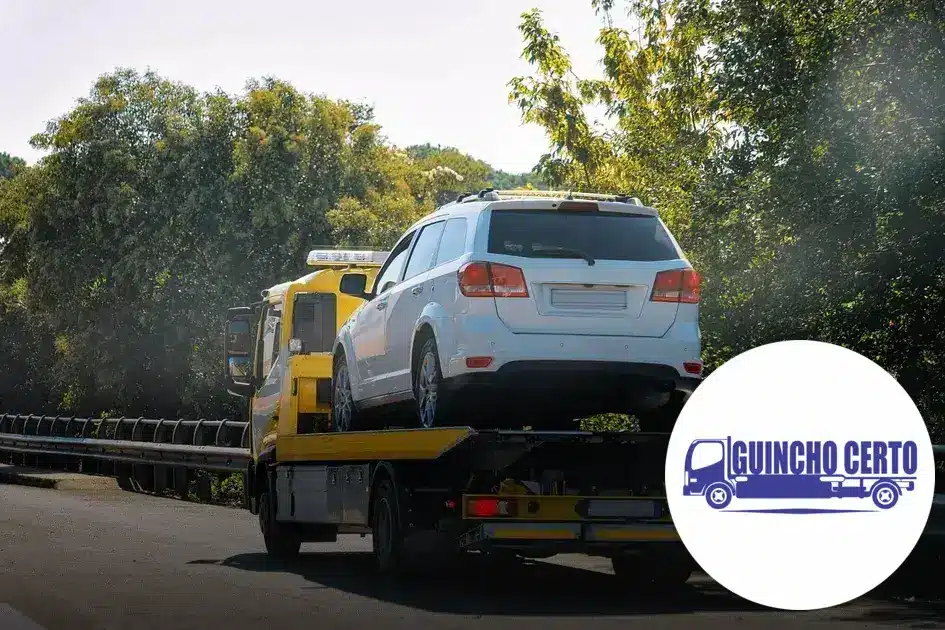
[332, 354, 361, 432]
[611, 555, 692, 591]
[705, 482, 733, 509]
[413, 337, 452, 429]
[258, 487, 302, 559]
[871, 481, 899, 509]
[371, 478, 406, 574]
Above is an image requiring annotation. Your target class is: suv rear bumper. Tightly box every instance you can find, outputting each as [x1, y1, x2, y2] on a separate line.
[442, 317, 701, 383]
[442, 360, 701, 419]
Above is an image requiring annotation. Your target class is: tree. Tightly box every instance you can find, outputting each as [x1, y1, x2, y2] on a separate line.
[511, 1, 945, 438]
[0, 70, 429, 417]
[0, 152, 25, 179]
[0, 69, 542, 420]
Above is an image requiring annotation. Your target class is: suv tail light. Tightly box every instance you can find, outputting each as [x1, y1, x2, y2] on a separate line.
[458, 262, 529, 298]
[651, 269, 700, 304]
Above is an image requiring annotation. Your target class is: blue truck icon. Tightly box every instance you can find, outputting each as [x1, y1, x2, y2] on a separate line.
[683, 437, 918, 511]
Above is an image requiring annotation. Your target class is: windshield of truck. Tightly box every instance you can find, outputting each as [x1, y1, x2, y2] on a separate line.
[487, 210, 680, 262]
[261, 303, 282, 380]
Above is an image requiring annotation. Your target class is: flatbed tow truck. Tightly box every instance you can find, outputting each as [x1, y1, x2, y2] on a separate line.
[223, 248, 696, 588]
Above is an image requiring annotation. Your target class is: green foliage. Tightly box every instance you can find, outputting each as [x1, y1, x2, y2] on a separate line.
[513, 1, 945, 439]
[0, 69, 537, 419]
[0, 152, 25, 179]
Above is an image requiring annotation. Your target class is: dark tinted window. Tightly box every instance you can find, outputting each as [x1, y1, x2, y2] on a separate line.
[434, 218, 468, 266]
[487, 210, 679, 262]
[403, 221, 445, 280]
[292, 293, 337, 354]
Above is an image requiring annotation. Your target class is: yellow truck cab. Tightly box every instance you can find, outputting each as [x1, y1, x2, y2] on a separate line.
[223, 248, 386, 497]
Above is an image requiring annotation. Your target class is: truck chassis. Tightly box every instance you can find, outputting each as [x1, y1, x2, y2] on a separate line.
[246, 427, 695, 589]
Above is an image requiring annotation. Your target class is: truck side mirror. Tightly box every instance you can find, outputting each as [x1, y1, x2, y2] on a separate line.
[339, 273, 370, 300]
[224, 307, 256, 398]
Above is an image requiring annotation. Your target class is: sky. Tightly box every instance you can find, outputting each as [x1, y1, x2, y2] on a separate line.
[0, 0, 624, 174]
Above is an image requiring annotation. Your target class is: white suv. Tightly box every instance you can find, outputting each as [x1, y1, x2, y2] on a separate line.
[331, 189, 702, 432]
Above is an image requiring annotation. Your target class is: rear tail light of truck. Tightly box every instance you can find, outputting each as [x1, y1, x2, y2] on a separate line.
[650, 268, 700, 304]
[466, 497, 517, 518]
[458, 262, 529, 298]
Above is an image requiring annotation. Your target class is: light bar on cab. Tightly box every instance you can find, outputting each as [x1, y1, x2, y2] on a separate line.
[305, 248, 389, 267]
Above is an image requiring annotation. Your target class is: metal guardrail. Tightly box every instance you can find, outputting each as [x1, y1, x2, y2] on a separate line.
[0, 414, 252, 499]
[0, 435, 249, 472]
[0, 413, 942, 506]
[0, 414, 249, 448]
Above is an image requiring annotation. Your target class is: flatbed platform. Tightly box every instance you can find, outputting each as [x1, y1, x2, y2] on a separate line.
[276, 426, 671, 463]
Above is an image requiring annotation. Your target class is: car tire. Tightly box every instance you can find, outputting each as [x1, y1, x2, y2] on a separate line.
[332, 354, 361, 432]
[413, 337, 453, 429]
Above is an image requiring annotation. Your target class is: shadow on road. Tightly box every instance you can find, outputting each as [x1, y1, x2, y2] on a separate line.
[191, 551, 766, 617]
[828, 599, 945, 629]
[189, 550, 945, 622]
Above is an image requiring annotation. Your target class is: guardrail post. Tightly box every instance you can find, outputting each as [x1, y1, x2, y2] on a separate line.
[130, 417, 155, 492]
[196, 474, 213, 502]
[152, 419, 168, 495]
[111, 417, 135, 491]
[193, 419, 213, 502]
[26, 415, 38, 468]
[170, 418, 190, 499]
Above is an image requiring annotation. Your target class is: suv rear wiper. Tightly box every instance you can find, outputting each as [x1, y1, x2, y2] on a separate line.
[532, 246, 596, 266]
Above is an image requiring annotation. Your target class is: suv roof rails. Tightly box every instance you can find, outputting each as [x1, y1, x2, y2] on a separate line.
[492, 189, 643, 205]
[452, 189, 644, 206]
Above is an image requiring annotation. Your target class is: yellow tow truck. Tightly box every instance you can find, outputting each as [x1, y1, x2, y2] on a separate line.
[223, 248, 694, 588]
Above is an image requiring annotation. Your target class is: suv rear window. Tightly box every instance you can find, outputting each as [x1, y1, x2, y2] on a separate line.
[487, 210, 680, 262]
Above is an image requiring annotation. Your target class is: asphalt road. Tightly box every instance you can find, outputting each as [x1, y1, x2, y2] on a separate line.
[1, 483, 942, 630]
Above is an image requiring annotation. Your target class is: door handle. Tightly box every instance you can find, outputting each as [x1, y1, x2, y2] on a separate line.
[411, 285, 423, 296]
[376, 301, 388, 311]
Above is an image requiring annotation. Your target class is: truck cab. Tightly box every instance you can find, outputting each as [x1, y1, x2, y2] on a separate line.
[222, 248, 387, 508]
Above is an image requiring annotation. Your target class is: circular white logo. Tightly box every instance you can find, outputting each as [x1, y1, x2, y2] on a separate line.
[666, 340, 934, 610]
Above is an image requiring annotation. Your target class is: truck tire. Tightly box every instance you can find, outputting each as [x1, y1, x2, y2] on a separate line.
[705, 482, 733, 509]
[258, 486, 302, 559]
[871, 481, 899, 509]
[371, 478, 407, 574]
[611, 555, 692, 591]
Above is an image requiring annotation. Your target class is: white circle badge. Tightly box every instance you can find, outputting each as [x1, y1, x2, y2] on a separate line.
[666, 340, 934, 610]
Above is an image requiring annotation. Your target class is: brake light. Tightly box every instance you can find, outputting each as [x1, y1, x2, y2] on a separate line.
[651, 269, 700, 304]
[684, 361, 703, 375]
[466, 498, 516, 517]
[458, 262, 529, 298]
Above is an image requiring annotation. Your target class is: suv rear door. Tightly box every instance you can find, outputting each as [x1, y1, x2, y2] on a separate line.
[482, 203, 689, 337]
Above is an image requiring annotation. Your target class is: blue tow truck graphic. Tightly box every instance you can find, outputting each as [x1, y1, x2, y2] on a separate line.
[683, 437, 919, 512]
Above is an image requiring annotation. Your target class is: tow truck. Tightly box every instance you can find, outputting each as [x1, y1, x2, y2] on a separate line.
[224, 248, 696, 588]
